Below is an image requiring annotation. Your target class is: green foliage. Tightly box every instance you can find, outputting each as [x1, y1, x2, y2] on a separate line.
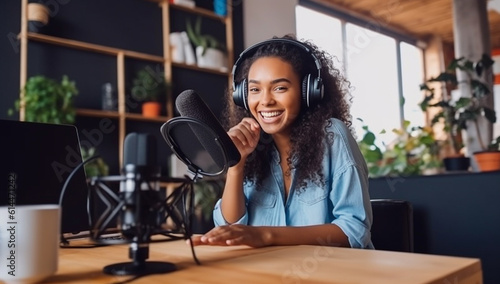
[193, 179, 224, 222]
[488, 136, 500, 151]
[357, 120, 442, 178]
[9, 75, 78, 124]
[131, 66, 167, 102]
[80, 147, 109, 178]
[419, 54, 496, 152]
[186, 16, 225, 56]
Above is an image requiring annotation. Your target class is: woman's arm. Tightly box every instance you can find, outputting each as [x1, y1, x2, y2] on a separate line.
[191, 223, 349, 248]
[219, 118, 260, 223]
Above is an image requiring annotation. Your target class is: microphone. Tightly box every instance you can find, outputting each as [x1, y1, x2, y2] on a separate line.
[119, 133, 162, 241]
[175, 89, 241, 168]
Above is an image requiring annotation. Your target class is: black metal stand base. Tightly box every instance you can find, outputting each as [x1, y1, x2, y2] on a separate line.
[103, 261, 176, 276]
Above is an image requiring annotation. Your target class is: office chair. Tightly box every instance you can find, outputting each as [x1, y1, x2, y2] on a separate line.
[370, 199, 414, 252]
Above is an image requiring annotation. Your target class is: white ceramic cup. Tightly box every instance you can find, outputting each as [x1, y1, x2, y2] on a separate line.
[0, 204, 60, 284]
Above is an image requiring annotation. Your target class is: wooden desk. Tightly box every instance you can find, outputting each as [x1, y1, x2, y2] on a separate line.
[38, 239, 482, 284]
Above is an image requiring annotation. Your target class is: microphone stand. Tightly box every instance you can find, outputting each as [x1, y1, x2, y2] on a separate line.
[88, 165, 196, 276]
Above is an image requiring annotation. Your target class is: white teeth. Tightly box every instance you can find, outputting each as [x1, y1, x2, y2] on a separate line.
[260, 111, 282, 118]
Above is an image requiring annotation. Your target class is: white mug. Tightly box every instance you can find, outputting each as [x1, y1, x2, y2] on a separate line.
[0, 205, 60, 284]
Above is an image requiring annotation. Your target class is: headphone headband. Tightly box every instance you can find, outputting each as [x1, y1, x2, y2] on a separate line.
[231, 38, 322, 93]
[231, 38, 324, 109]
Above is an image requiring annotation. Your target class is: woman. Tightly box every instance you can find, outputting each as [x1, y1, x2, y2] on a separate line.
[192, 34, 373, 249]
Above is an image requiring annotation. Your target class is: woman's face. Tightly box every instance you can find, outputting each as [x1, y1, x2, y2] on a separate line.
[247, 56, 302, 136]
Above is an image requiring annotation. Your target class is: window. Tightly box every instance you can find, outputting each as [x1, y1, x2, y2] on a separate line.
[296, 5, 424, 147]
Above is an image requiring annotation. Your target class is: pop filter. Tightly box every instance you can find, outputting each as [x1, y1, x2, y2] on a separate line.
[160, 90, 240, 178]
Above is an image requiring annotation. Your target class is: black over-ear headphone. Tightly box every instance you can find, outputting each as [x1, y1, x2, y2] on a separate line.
[232, 38, 324, 110]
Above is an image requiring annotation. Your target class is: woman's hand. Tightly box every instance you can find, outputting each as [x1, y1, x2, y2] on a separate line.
[228, 118, 260, 161]
[190, 225, 270, 248]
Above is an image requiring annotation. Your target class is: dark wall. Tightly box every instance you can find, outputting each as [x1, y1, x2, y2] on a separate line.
[1, 0, 244, 175]
[369, 171, 500, 284]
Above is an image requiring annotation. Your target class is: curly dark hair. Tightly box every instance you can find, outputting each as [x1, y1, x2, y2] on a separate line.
[222, 34, 353, 190]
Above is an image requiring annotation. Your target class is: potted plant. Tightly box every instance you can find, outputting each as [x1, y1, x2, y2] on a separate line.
[473, 135, 500, 172]
[8, 75, 78, 124]
[357, 119, 442, 177]
[131, 66, 168, 117]
[186, 16, 227, 70]
[419, 54, 496, 171]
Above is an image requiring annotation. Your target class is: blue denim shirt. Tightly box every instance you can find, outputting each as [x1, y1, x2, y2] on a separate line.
[213, 118, 373, 249]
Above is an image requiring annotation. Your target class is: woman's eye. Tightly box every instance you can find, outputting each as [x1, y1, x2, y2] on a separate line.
[249, 87, 259, 93]
[274, 86, 287, 92]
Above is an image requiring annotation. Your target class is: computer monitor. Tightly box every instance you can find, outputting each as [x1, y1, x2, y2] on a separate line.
[0, 119, 90, 234]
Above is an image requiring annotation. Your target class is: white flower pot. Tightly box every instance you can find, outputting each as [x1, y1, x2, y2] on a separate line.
[195, 46, 228, 71]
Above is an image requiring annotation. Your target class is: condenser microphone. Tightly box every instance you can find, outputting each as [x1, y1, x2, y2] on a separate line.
[120, 133, 162, 241]
[175, 89, 241, 167]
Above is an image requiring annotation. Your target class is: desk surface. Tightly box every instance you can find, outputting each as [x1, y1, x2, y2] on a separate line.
[37, 238, 481, 284]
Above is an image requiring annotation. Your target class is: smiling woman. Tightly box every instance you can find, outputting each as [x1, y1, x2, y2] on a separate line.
[189, 35, 374, 250]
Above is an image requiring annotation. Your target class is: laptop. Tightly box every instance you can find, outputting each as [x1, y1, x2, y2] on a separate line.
[0, 119, 91, 235]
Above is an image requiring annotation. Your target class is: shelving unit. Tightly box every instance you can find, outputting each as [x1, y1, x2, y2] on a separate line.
[18, 0, 233, 171]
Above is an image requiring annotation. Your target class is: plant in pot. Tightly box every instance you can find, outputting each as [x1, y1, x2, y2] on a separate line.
[186, 16, 227, 70]
[8, 75, 78, 124]
[473, 135, 500, 172]
[357, 119, 442, 177]
[131, 66, 168, 118]
[419, 54, 496, 171]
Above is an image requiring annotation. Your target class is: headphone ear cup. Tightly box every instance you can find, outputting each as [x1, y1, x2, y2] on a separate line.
[233, 79, 248, 110]
[302, 74, 312, 108]
[302, 74, 324, 108]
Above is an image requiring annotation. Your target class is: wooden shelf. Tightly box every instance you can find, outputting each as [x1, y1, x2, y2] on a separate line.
[146, 1, 227, 21]
[125, 112, 171, 122]
[172, 62, 229, 75]
[76, 109, 120, 118]
[26, 32, 165, 62]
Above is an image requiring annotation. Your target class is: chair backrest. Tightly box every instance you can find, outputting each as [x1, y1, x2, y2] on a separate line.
[370, 199, 414, 252]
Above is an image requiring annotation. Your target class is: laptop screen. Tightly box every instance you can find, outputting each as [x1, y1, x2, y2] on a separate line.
[0, 119, 90, 234]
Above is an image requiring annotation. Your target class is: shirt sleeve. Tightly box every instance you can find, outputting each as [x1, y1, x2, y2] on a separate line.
[330, 164, 373, 249]
[328, 119, 373, 249]
[212, 198, 249, 226]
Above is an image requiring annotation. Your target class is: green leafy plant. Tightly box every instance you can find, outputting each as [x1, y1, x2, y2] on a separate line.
[186, 16, 225, 56]
[80, 147, 109, 178]
[8, 75, 78, 124]
[358, 119, 442, 177]
[488, 135, 500, 151]
[193, 179, 224, 222]
[419, 54, 496, 154]
[131, 66, 168, 102]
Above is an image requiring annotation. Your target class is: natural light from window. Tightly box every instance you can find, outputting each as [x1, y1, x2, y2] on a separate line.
[296, 5, 424, 147]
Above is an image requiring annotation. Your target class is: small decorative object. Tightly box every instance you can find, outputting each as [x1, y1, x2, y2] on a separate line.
[213, 0, 227, 16]
[180, 31, 196, 65]
[169, 0, 195, 8]
[186, 17, 227, 71]
[169, 32, 185, 63]
[101, 82, 116, 111]
[27, 3, 49, 33]
[8, 75, 78, 124]
[131, 66, 168, 117]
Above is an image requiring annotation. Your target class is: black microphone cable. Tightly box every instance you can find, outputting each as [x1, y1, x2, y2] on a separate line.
[58, 155, 100, 247]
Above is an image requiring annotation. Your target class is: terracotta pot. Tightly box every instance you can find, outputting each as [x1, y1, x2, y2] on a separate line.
[142, 102, 161, 117]
[473, 151, 500, 172]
